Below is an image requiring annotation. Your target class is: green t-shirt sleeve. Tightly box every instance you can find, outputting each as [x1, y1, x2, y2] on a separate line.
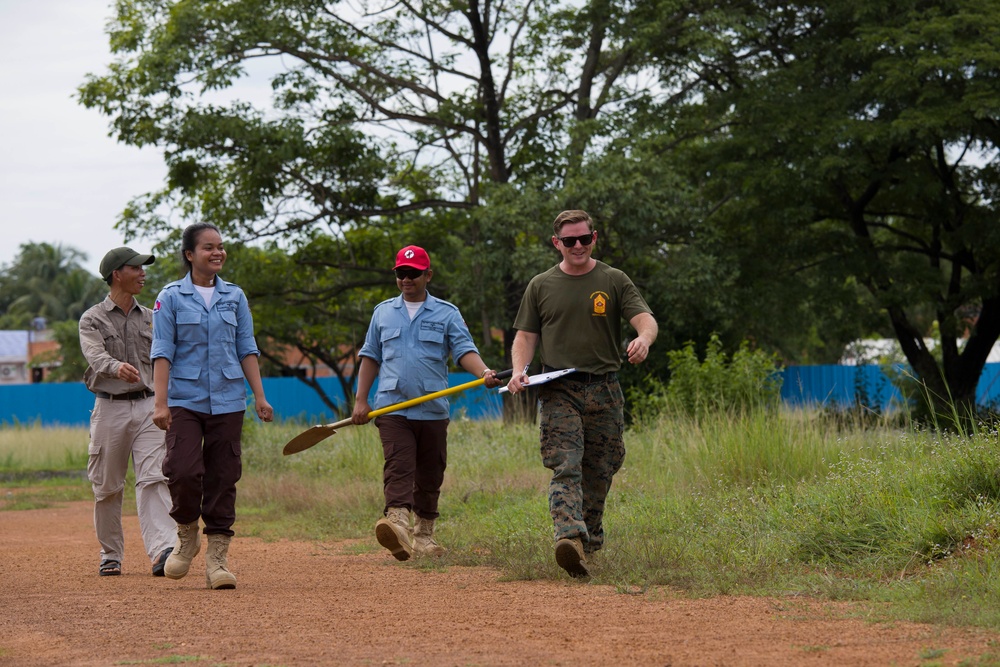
[619, 272, 653, 322]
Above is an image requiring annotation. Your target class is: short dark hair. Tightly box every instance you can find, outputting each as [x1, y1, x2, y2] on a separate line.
[552, 210, 594, 236]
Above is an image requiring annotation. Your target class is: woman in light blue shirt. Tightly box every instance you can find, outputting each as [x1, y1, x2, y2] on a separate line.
[151, 223, 273, 590]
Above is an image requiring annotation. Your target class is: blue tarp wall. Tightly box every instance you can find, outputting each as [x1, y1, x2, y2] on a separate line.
[780, 363, 1000, 409]
[3, 364, 1000, 427]
[0, 373, 503, 427]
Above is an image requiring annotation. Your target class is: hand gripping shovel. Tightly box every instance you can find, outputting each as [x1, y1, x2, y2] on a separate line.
[283, 369, 514, 455]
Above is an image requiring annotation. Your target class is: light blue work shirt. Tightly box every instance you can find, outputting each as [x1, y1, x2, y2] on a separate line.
[150, 272, 260, 415]
[358, 292, 480, 419]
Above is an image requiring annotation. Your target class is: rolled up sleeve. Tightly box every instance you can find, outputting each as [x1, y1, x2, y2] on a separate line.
[151, 292, 177, 362]
[79, 313, 120, 377]
[234, 293, 260, 360]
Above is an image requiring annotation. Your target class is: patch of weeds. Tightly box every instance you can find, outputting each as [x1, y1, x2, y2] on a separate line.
[799, 645, 829, 653]
[338, 542, 376, 556]
[613, 582, 649, 595]
[1, 497, 59, 511]
[115, 655, 205, 665]
[957, 653, 1000, 667]
[641, 586, 678, 603]
[411, 557, 451, 573]
[920, 648, 947, 660]
[0, 483, 90, 511]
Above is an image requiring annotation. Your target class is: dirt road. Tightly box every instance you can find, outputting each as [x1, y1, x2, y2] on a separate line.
[0, 501, 995, 666]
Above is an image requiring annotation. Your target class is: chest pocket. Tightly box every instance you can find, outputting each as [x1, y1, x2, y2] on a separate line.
[98, 320, 125, 360]
[219, 309, 238, 342]
[138, 318, 153, 344]
[380, 328, 402, 360]
[176, 310, 205, 342]
[417, 328, 448, 359]
[137, 327, 153, 370]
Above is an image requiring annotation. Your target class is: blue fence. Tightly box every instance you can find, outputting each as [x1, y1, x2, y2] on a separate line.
[0, 373, 504, 428]
[4, 364, 1000, 427]
[780, 363, 1000, 409]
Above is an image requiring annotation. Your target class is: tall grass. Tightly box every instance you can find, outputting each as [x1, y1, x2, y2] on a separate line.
[239, 410, 1000, 628]
[6, 410, 1000, 630]
[0, 422, 89, 472]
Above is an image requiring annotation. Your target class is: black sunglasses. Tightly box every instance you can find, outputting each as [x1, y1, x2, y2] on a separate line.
[395, 267, 425, 280]
[557, 232, 595, 248]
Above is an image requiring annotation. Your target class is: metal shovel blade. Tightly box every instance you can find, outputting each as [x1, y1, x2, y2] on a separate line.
[282, 419, 352, 455]
[497, 368, 577, 393]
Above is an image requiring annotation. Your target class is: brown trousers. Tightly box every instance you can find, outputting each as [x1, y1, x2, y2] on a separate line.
[374, 415, 449, 520]
[162, 407, 244, 536]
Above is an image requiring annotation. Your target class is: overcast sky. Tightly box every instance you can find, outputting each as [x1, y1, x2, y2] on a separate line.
[0, 0, 167, 278]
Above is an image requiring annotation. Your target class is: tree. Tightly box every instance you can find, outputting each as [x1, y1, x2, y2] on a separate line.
[35, 320, 89, 383]
[0, 243, 106, 329]
[657, 0, 1000, 415]
[224, 236, 393, 414]
[0, 243, 107, 383]
[78, 0, 703, 414]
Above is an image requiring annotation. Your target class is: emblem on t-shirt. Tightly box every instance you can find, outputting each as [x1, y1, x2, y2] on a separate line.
[590, 291, 609, 316]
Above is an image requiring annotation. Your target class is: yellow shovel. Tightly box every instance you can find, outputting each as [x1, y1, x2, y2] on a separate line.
[282, 369, 513, 455]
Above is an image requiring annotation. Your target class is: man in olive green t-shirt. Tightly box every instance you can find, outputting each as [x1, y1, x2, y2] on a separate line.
[506, 209, 658, 578]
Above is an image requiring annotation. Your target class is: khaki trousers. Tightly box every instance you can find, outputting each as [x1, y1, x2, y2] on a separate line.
[87, 395, 175, 564]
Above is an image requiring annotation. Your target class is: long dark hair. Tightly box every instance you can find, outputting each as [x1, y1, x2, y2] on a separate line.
[180, 223, 222, 274]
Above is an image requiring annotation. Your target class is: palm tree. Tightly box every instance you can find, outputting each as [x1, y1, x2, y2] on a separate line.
[0, 242, 105, 328]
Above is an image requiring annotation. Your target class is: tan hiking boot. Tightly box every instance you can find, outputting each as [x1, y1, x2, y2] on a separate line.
[413, 515, 446, 557]
[555, 537, 589, 578]
[205, 534, 237, 590]
[375, 507, 412, 561]
[164, 521, 201, 580]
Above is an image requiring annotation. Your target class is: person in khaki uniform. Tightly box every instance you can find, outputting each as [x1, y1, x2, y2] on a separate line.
[79, 247, 176, 577]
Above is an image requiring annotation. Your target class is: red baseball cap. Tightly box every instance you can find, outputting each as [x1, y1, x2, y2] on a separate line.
[394, 245, 431, 270]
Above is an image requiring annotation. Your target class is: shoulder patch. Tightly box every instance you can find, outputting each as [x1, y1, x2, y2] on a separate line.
[153, 299, 162, 313]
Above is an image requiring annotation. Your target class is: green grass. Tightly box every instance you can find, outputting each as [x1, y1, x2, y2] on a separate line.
[0, 422, 88, 472]
[6, 409, 1000, 633]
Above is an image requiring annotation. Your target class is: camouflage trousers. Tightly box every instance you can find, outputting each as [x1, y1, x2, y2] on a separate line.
[538, 376, 625, 553]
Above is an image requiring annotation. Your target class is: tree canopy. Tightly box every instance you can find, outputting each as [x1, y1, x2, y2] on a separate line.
[78, 0, 698, 407]
[0, 243, 106, 330]
[76, 0, 1000, 418]
[0, 243, 109, 382]
[649, 0, 1000, 413]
